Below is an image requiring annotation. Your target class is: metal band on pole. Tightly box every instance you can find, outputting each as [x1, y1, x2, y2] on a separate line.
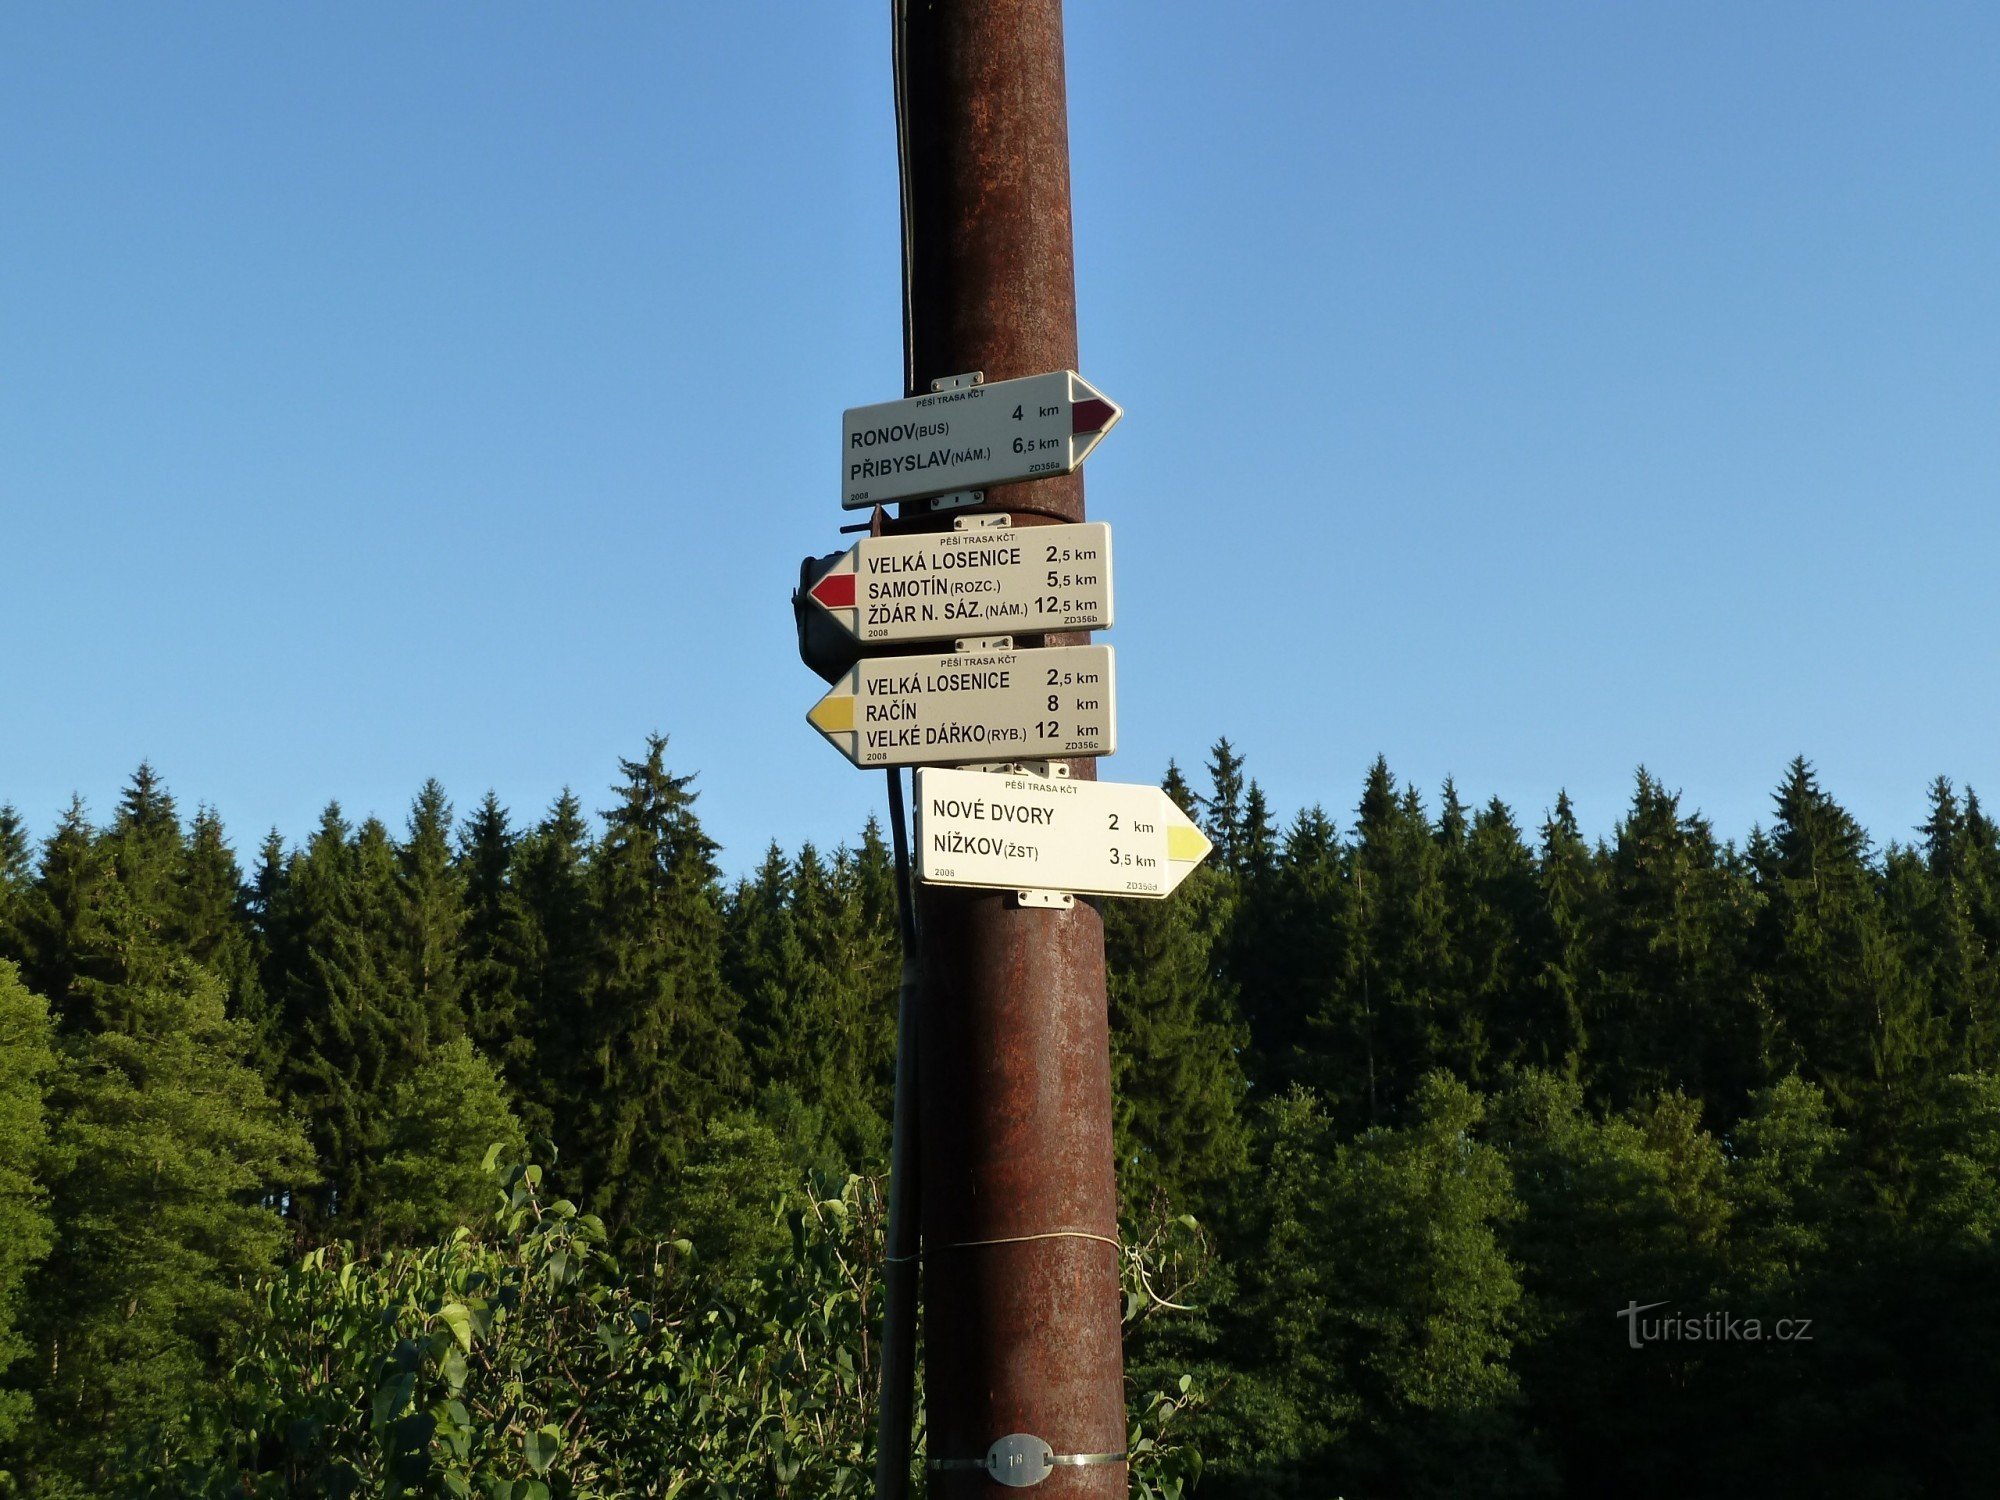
[927, 1454, 1128, 1470]
[929, 1434, 1128, 1489]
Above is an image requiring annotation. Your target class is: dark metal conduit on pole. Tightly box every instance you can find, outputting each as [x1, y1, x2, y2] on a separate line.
[875, 767, 922, 1499]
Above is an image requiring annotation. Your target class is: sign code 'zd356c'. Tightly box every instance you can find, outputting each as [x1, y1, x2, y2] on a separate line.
[841, 370, 1122, 508]
[804, 521, 1112, 646]
[806, 645, 1115, 769]
[915, 767, 1213, 899]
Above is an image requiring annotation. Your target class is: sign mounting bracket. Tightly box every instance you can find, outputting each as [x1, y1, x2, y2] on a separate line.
[1013, 889, 1074, 910]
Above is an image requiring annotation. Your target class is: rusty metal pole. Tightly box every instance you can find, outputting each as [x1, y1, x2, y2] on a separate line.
[895, 0, 1128, 1493]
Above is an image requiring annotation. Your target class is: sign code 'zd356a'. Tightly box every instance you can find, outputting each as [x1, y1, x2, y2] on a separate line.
[804, 520, 1112, 645]
[841, 370, 1122, 508]
[914, 767, 1211, 898]
[806, 645, 1115, 769]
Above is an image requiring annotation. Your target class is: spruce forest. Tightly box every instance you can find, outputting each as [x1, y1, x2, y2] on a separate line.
[2, 735, 1998, 1498]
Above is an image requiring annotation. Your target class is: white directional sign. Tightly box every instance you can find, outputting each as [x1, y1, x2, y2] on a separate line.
[914, 768, 1212, 899]
[842, 370, 1123, 508]
[804, 520, 1113, 645]
[807, 645, 1115, 768]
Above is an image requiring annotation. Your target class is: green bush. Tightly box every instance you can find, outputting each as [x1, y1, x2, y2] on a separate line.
[130, 1155, 1203, 1499]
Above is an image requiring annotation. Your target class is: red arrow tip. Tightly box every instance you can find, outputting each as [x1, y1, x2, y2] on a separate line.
[810, 572, 857, 609]
[1071, 398, 1116, 435]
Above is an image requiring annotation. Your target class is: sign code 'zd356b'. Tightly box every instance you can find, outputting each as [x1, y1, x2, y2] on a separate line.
[915, 767, 1212, 898]
[804, 521, 1112, 645]
[806, 645, 1115, 769]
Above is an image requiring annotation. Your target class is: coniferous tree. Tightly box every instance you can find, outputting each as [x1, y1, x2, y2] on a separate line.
[1241, 806, 1348, 1098]
[371, 1035, 526, 1245]
[398, 780, 467, 1049]
[239, 829, 291, 1080]
[174, 805, 262, 1017]
[847, 816, 901, 959]
[100, 764, 184, 970]
[1435, 795, 1536, 1090]
[263, 805, 402, 1225]
[652, 1111, 803, 1288]
[1488, 1070, 1732, 1496]
[1911, 778, 2000, 1071]
[0, 961, 56, 1454]
[0, 806, 33, 969]
[809, 838, 899, 1154]
[1588, 770, 1755, 1120]
[1105, 862, 1251, 1219]
[1510, 793, 1596, 1077]
[1221, 1076, 1536, 1497]
[731, 834, 896, 1169]
[1753, 760, 1931, 1183]
[1238, 781, 1278, 885]
[1723, 1072, 1854, 1302]
[727, 844, 794, 1064]
[555, 738, 745, 1233]
[1198, 738, 1248, 871]
[17, 797, 107, 1028]
[458, 791, 540, 1122]
[23, 963, 312, 1484]
[1337, 763, 1454, 1121]
[48, 767, 238, 1038]
[1217, 761, 1287, 1084]
[513, 790, 595, 1137]
[1436, 777, 1469, 857]
[1963, 789, 2000, 963]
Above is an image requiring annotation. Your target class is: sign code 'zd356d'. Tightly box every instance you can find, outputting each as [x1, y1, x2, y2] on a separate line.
[915, 767, 1213, 899]
[806, 645, 1115, 769]
[804, 521, 1112, 645]
[841, 370, 1122, 508]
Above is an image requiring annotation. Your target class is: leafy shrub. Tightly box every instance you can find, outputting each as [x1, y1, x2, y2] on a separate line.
[132, 1154, 1203, 1499]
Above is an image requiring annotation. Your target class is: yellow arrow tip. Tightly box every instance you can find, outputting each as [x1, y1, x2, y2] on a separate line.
[808, 695, 855, 735]
[1166, 823, 1211, 864]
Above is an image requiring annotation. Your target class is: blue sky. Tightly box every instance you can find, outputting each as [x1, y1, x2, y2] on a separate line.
[3, 3, 1995, 874]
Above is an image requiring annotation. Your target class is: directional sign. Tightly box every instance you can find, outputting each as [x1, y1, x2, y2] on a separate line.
[807, 645, 1115, 768]
[804, 520, 1112, 646]
[914, 768, 1212, 899]
[842, 370, 1122, 508]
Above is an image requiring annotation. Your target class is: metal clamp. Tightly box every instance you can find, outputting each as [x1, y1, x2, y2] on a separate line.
[1013, 889, 1074, 910]
[926, 488, 987, 512]
[964, 756, 1064, 780]
[921, 376, 989, 508]
[929, 1433, 1127, 1488]
[959, 760, 1070, 779]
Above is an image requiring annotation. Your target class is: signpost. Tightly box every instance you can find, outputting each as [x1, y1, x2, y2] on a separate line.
[915, 767, 1212, 898]
[842, 369, 1122, 508]
[804, 519, 1112, 646]
[807, 644, 1115, 768]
